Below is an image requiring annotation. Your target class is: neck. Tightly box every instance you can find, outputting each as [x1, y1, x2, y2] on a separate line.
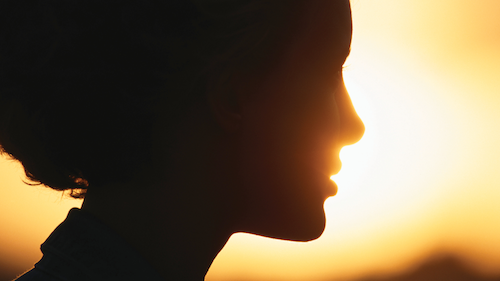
[81, 104, 243, 280]
[81, 180, 235, 281]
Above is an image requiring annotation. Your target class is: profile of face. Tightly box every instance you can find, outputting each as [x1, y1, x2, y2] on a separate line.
[235, 0, 364, 241]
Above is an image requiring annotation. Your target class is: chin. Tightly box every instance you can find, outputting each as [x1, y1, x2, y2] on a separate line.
[282, 227, 325, 242]
[281, 212, 326, 242]
[245, 207, 327, 242]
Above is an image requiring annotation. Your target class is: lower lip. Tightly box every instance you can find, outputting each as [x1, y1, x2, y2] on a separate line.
[325, 178, 338, 197]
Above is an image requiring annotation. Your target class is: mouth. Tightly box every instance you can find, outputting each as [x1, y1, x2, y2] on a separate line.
[330, 158, 342, 176]
[328, 178, 338, 197]
[326, 159, 342, 197]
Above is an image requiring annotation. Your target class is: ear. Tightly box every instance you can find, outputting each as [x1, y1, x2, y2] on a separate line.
[206, 72, 243, 132]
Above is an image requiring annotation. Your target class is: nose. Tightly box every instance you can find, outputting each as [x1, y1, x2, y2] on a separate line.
[338, 81, 365, 146]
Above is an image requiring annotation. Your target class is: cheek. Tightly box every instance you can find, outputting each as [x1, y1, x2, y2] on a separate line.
[237, 111, 333, 240]
[238, 91, 340, 207]
[235, 71, 343, 239]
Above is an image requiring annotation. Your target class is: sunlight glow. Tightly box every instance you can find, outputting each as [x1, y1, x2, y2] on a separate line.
[2, 1, 500, 281]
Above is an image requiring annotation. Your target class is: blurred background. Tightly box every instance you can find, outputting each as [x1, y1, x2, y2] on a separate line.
[1, 0, 499, 280]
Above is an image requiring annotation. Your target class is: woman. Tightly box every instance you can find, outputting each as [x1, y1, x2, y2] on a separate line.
[0, 0, 364, 280]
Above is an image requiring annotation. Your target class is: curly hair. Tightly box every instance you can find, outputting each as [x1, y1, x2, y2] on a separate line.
[0, 0, 301, 198]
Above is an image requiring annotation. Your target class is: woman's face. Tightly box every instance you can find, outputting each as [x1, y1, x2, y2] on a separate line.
[237, 0, 364, 241]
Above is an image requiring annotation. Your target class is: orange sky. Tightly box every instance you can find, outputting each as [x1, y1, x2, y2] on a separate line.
[1, 1, 500, 280]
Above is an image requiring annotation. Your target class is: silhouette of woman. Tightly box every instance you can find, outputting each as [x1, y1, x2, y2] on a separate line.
[0, 0, 364, 280]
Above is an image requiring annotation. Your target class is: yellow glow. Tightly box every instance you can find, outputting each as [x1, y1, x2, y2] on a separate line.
[0, 157, 82, 268]
[210, 0, 500, 279]
[2, 1, 500, 280]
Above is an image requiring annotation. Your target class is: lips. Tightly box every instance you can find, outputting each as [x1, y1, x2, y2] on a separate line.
[329, 179, 339, 196]
[329, 158, 342, 176]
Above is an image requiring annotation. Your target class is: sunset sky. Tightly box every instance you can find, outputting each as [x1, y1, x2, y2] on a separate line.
[1, 1, 499, 280]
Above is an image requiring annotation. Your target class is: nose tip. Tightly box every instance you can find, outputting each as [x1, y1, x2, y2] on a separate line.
[337, 79, 365, 147]
[343, 114, 365, 146]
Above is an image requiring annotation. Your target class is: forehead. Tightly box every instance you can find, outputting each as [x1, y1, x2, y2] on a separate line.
[239, 1, 352, 99]
[267, 0, 352, 85]
[291, 0, 352, 62]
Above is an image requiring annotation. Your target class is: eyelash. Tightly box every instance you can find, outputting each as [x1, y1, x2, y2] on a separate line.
[338, 65, 348, 77]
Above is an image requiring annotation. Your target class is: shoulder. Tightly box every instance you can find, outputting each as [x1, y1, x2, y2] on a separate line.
[14, 268, 60, 281]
